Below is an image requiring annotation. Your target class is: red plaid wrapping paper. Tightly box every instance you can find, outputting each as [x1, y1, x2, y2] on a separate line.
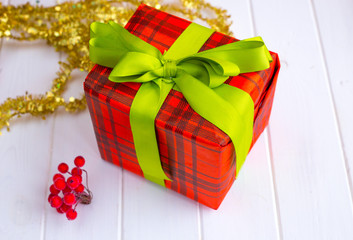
[84, 4, 280, 209]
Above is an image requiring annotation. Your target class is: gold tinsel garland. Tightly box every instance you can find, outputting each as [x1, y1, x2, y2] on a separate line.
[0, 0, 232, 135]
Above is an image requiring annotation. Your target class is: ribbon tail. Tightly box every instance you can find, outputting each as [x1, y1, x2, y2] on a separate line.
[129, 80, 174, 186]
[174, 72, 254, 175]
[214, 84, 254, 172]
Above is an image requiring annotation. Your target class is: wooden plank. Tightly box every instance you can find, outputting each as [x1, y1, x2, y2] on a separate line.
[0, 4, 59, 240]
[0, 1, 77, 239]
[250, 0, 353, 239]
[202, 134, 280, 240]
[311, 0, 353, 208]
[44, 102, 124, 240]
[200, 1, 280, 239]
[122, 165, 200, 240]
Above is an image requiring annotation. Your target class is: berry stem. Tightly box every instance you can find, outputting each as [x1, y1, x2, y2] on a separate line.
[73, 200, 80, 210]
[82, 169, 93, 203]
[82, 169, 90, 190]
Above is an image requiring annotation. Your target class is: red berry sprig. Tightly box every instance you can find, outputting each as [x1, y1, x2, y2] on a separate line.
[48, 156, 93, 221]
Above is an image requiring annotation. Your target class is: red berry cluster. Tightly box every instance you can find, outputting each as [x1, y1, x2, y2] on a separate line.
[48, 156, 92, 220]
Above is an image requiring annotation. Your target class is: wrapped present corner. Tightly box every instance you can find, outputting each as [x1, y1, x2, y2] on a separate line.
[84, 4, 280, 209]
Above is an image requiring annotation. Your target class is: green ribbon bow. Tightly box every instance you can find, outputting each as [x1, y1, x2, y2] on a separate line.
[89, 21, 272, 186]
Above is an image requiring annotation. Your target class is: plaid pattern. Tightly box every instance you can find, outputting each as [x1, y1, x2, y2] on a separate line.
[84, 4, 280, 209]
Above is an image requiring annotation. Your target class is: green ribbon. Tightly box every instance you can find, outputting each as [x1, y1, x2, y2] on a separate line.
[89, 21, 272, 186]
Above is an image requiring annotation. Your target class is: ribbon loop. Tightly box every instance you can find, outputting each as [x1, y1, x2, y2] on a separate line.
[89, 21, 273, 186]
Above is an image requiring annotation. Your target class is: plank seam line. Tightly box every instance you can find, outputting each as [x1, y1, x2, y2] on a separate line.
[264, 128, 283, 240]
[40, 44, 63, 239]
[247, 0, 257, 37]
[118, 169, 123, 240]
[40, 41, 62, 239]
[40, 111, 57, 240]
[308, 0, 353, 212]
[197, 203, 203, 240]
[248, 1, 283, 239]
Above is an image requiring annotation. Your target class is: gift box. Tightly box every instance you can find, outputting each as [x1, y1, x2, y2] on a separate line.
[84, 4, 280, 209]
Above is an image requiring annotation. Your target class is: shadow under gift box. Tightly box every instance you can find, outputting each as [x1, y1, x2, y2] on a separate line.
[84, 4, 280, 209]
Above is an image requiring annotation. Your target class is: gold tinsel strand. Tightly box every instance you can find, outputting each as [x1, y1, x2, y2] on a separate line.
[0, 0, 232, 135]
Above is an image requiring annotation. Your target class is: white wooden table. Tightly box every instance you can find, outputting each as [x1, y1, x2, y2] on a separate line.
[1, 0, 353, 239]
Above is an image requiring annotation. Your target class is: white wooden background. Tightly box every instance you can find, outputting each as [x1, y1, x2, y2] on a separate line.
[1, 0, 353, 239]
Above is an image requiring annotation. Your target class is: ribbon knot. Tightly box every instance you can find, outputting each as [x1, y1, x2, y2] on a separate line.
[89, 21, 273, 186]
[162, 59, 177, 79]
